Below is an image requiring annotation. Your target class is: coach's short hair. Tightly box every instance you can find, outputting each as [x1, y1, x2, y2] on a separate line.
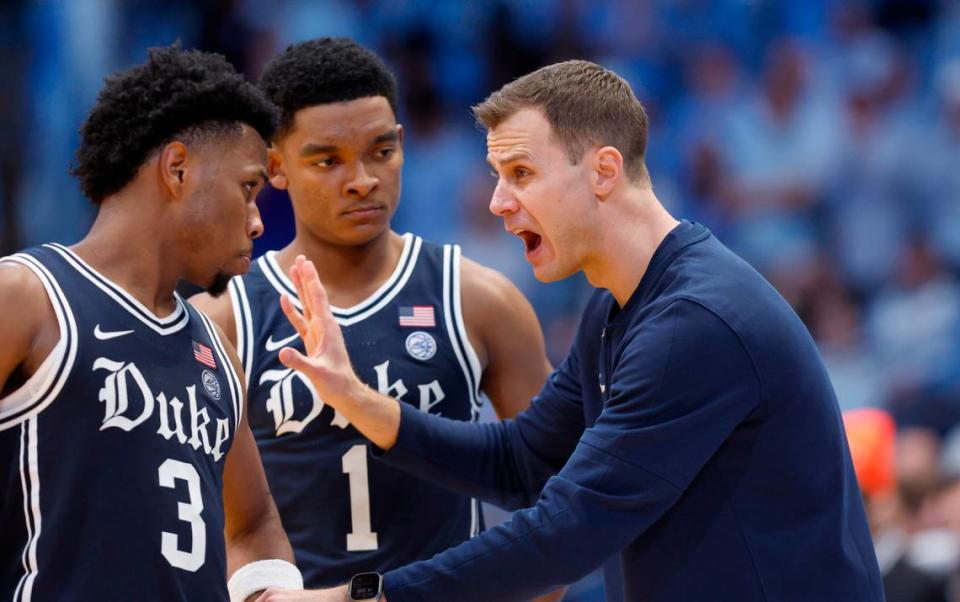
[258, 38, 398, 137]
[73, 45, 278, 205]
[473, 60, 650, 183]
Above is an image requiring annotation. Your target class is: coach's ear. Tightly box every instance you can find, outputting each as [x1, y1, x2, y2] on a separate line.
[159, 141, 189, 201]
[268, 146, 288, 190]
[591, 145, 623, 201]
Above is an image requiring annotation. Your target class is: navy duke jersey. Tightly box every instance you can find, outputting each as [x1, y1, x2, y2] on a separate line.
[229, 234, 483, 587]
[0, 245, 242, 602]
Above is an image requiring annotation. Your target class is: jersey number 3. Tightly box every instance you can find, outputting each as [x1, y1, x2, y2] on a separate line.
[158, 459, 206, 571]
[342, 444, 379, 551]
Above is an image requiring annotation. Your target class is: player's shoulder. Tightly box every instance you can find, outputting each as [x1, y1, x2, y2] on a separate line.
[0, 256, 53, 315]
[189, 287, 237, 347]
[458, 254, 526, 312]
[0, 255, 61, 375]
[456, 253, 543, 347]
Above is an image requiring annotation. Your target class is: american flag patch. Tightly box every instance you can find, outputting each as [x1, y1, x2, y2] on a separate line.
[398, 305, 435, 328]
[192, 341, 217, 369]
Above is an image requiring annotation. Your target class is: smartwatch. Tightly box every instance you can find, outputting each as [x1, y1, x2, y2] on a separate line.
[349, 572, 383, 601]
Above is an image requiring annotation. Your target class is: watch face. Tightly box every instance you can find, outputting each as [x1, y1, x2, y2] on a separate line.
[350, 573, 382, 600]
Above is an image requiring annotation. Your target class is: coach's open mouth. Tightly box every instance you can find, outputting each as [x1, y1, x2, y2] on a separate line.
[514, 229, 542, 254]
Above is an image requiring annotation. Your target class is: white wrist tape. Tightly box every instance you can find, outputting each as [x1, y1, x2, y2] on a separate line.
[228, 559, 304, 602]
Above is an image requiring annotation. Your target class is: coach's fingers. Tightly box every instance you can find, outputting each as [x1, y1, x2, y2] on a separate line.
[255, 589, 328, 601]
[300, 259, 334, 319]
[253, 586, 276, 602]
[278, 347, 315, 376]
[254, 586, 294, 602]
[279, 294, 309, 341]
[306, 277, 335, 328]
[289, 256, 313, 323]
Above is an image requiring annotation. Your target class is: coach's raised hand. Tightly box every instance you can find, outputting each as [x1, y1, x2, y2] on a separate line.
[277, 255, 356, 401]
[278, 255, 402, 450]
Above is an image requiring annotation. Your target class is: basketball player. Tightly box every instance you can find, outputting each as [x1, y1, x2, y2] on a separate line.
[191, 38, 559, 599]
[0, 47, 304, 601]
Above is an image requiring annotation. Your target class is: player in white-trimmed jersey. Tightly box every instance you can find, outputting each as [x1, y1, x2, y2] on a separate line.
[0, 46, 303, 601]
[192, 38, 564, 601]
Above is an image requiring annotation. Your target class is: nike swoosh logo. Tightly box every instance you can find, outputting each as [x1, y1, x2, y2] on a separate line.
[265, 332, 300, 352]
[94, 324, 135, 340]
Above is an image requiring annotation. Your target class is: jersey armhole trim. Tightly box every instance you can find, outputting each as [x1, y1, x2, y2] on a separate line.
[443, 244, 483, 538]
[196, 311, 244, 436]
[452, 246, 483, 394]
[441, 245, 483, 418]
[228, 277, 254, 392]
[14, 416, 42, 601]
[0, 254, 78, 431]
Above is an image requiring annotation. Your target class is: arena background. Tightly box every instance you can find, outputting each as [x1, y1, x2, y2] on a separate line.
[3, 1, 960, 600]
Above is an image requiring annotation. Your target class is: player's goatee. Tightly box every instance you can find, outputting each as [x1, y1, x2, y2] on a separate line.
[207, 271, 232, 297]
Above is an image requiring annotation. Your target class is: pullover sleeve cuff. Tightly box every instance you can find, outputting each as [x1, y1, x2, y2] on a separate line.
[371, 402, 430, 467]
[383, 569, 414, 602]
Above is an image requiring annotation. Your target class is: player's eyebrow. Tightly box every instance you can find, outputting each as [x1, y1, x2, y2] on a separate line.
[299, 143, 338, 157]
[372, 130, 400, 145]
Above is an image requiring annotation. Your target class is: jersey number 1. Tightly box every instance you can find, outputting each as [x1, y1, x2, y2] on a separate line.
[342, 444, 379, 551]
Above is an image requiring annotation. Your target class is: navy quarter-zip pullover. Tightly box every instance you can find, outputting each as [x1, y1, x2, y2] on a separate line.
[379, 221, 884, 602]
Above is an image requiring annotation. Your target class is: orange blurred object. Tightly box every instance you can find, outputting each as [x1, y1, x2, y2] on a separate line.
[843, 408, 896, 498]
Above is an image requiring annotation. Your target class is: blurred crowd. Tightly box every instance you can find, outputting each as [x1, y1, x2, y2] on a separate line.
[4, 0, 960, 599]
